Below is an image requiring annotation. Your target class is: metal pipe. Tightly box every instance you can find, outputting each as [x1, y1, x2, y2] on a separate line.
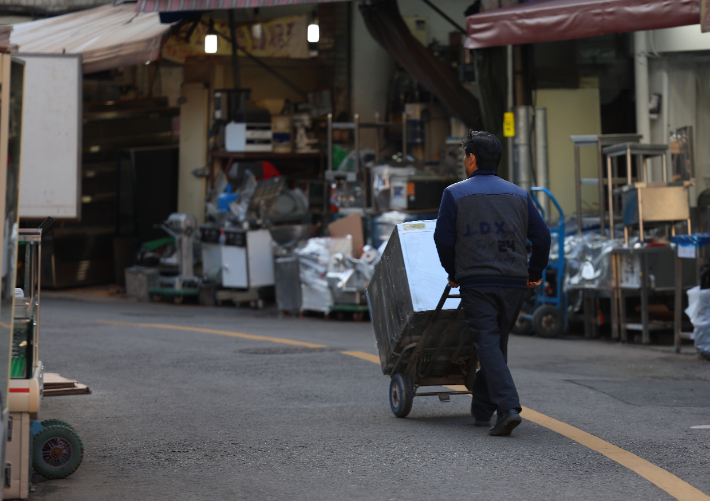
[634, 31, 651, 143]
[514, 106, 533, 192]
[506, 45, 514, 183]
[607, 156, 614, 237]
[597, 142, 606, 236]
[327, 113, 333, 171]
[354, 113, 361, 178]
[575, 145, 582, 234]
[534, 108, 549, 218]
[402, 111, 407, 158]
[374, 112, 381, 164]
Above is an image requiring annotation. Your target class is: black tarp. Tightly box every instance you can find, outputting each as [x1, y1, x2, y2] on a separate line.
[360, 0, 483, 129]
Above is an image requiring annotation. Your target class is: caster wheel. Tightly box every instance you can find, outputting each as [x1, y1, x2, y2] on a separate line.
[173, 295, 183, 305]
[389, 373, 414, 418]
[32, 425, 84, 479]
[532, 305, 563, 338]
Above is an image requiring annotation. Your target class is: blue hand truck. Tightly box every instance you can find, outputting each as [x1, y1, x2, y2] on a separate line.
[513, 187, 568, 338]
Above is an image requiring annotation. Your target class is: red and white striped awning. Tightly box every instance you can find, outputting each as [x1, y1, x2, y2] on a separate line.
[135, 0, 352, 13]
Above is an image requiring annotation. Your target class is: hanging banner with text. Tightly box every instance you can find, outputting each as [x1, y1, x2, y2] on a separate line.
[162, 14, 309, 63]
[702, 0, 710, 33]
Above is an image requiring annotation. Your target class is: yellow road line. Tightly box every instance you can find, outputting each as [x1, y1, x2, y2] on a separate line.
[100, 320, 327, 349]
[341, 351, 380, 364]
[346, 353, 710, 501]
[520, 406, 710, 501]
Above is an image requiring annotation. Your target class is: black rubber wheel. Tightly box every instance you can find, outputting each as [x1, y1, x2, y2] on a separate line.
[511, 311, 533, 335]
[389, 373, 414, 418]
[40, 419, 76, 433]
[32, 425, 84, 479]
[532, 305, 564, 338]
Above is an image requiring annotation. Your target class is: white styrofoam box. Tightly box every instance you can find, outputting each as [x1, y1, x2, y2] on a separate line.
[396, 220, 461, 312]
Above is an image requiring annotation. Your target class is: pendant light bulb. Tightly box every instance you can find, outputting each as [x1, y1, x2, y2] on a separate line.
[307, 23, 319, 43]
[205, 34, 218, 54]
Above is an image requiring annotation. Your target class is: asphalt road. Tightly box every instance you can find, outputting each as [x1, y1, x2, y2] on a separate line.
[29, 293, 710, 501]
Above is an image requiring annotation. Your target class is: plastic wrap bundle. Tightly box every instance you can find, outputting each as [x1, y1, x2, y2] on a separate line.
[296, 237, 352, 313]
[367, 220, 465, 374]
[560, 233, 623, 290]
[685, 286, 710, 358]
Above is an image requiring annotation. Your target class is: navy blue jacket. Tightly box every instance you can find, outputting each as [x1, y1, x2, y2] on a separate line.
[434, 170, 551, 289]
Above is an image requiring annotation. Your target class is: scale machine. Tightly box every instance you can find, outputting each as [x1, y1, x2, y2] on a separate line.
[6, 223, 84, 499]
[149, 213, 201, 304]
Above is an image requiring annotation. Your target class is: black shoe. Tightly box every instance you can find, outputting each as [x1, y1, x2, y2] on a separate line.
[489, 410, 522, 436]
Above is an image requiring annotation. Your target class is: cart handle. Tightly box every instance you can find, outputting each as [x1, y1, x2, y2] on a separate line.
[530, 186, 564, 220]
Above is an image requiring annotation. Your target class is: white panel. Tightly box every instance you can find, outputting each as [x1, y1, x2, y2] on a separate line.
[222, 246, 248, 289]
[398, 220, 460, 312]
[651, 25, 710, 53]
[18, 54, 81, 219]
[247, 229, 274, 287]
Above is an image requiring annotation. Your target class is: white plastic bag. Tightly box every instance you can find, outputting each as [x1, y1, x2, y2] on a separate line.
[684, 286, 710, 356]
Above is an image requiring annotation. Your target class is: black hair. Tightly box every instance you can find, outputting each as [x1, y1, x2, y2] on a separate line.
[462, 130, 503, 172]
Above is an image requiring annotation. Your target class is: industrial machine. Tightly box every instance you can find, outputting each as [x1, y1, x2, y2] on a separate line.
[149, 213, 201, 303]
[199, 226, 274, 308]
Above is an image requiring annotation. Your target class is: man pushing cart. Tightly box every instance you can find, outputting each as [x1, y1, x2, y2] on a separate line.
[367, 131, 550, 437]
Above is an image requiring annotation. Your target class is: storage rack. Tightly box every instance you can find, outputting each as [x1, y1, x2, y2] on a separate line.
[570, 134, 641, 235]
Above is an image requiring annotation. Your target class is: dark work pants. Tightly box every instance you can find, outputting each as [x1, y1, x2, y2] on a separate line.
[461, 286, 527, 418]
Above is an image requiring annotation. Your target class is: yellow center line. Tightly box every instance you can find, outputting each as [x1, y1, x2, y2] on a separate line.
[345, 354, 710, 501]
[99, 320, 327, 349]
[103, 319, 710, 501]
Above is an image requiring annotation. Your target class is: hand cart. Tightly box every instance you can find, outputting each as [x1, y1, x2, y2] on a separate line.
[384, 286, 477, 418]
[520, 187, 567, 338]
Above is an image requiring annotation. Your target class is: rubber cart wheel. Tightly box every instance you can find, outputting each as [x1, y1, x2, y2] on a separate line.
[532, 305, 563, 338]
[389, 373, 414, 418]
[32, 425, 84, 479]
[511, 311, 533, 336]
[40, 419, 76, 433]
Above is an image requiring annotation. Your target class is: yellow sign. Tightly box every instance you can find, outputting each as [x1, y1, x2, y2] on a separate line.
[503, 112, 515, 137]
[403, 223, 426, 231]
[702, 0, 710, 33]
[162, 14, 309, 64]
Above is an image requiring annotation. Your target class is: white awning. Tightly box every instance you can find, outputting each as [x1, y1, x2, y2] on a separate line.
[10, 4, 172, 73]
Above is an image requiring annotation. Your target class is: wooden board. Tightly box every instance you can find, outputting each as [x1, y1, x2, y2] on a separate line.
[43, 373, 91, 397]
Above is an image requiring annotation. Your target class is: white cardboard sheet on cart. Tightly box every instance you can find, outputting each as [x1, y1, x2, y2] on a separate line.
[397, 220, 461, 312]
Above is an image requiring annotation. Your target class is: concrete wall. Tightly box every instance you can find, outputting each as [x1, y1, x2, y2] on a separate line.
[351, 3, 395, 149]
[646, 25, 710, 203]
[534, 88, 602, 217]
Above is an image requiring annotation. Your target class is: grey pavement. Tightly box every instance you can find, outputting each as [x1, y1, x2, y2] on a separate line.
[29, 293, 710, 501]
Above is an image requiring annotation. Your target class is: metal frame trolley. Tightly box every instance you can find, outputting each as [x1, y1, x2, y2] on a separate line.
[383, 286, 476, 418]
